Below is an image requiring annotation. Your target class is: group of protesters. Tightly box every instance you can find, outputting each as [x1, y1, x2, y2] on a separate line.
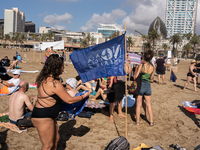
[2, 45, 200, 150]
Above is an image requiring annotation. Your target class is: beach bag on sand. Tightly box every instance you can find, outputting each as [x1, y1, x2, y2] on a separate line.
[16, 116, 34, 130]
[104, 136, 130, 150]
[128, 74, 142, 96]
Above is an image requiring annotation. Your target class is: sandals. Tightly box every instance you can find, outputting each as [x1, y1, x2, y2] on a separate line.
[134, 122, 140, 126]
[149, 122, 156, 126]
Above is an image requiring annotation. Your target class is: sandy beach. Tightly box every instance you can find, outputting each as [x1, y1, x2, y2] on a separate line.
[0, 48, 200, 150]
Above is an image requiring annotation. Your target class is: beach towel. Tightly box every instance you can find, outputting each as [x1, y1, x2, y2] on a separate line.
[99, 95, 135, 107]
[0, 112, 26, 133]
[183, 101, 200, 115]
[170, 69, 177, 82]
[7, 69, 39, 73]
[61, 90, 89, 119]
[0, 86, 19, 96]
[85, 101, 105, 109]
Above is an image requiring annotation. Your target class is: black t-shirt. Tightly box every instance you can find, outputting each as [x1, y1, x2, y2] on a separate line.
[196, 63, 200, 73]
[2, 59, 10, 67]
[156, 58, 165, 72]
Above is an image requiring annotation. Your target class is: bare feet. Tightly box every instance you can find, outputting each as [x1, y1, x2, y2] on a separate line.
[194, 90, 198, 92]
[183, 88, 186, 90]
[118, 114, 125, 118]
[91, 98, 96, 101]
[110, 115, 114, 123]
[134, 122, 140, 126]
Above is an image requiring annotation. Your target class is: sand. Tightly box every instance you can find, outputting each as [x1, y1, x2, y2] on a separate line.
[0, 48, 200, 150]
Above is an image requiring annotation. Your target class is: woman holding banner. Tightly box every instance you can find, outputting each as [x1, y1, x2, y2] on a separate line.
[134, 50, 155, 126]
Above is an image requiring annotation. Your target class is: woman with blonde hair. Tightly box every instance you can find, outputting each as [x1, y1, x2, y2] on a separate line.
[183, 59, 198, 92]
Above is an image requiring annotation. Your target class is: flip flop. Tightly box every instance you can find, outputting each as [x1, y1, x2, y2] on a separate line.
[149, 122, 156, 126]
[134, 122, 140, 126]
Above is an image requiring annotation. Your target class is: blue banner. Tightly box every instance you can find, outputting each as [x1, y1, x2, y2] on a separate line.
[70, 33, 126, 83]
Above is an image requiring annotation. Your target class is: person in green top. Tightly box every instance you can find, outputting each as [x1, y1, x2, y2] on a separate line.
[134, 50, 155, 126]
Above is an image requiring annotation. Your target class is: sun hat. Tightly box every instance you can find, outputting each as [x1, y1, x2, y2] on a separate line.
[66, 78, 77, 89]
[12, 70, 20, 75]
[191, 59, 196, 64]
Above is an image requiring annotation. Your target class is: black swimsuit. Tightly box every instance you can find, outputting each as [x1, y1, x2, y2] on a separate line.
[187, 68, 197, 78]
[31, 84, 62, 119]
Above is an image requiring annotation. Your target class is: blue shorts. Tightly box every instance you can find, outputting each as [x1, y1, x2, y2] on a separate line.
[139, 82, 151, 96]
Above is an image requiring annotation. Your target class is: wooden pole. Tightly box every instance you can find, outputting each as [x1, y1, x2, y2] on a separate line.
[124, 22, 128, 139]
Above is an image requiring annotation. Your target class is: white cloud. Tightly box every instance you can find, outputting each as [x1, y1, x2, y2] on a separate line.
[123, 0, 165, 35]
[43, 12, 73, 25]
[54, 25, 67, 30]
[80, 9, 126, 32]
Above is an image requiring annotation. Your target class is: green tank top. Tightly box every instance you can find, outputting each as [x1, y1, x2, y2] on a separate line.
[141, 64, 152, 83]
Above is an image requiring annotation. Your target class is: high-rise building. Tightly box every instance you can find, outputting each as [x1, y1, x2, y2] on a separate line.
[165, 0, 198, 38]
[4, 7, 25, 35]
[25, 21, 35, 33]
[97, 23, 124, 38]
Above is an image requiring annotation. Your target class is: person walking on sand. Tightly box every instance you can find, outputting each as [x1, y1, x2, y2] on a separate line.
[155, 55, 166, 84]
[31, 54, 90, 150]
[183, 59, 198, 92]
[134, 50, 155, 126]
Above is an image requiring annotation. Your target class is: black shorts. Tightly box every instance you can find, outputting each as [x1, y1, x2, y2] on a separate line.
[187, 72, 195, 78]
[157, 70, 165, 75]
[107, 80, 125, 103]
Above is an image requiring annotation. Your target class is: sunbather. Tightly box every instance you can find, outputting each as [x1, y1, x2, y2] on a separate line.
[7, 56, 19, 69]
[0, 70, 21, 94]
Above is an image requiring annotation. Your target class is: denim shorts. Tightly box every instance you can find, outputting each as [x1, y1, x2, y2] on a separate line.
[139, 82, 151, 96]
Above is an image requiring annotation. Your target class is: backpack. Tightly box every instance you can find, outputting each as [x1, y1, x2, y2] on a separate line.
[104, 136, 130, 150]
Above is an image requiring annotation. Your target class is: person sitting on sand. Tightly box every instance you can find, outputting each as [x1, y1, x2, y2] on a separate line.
[92, 78, 108, 101]
[1, 56, 10, 67]
[7, 56, 18, 69]
[9, 81, 34, 124]
[76, 75, 94, 93]
[183, 59, 198, 92]
[65, 78, 79, 97]
[0, 70, 21, 94]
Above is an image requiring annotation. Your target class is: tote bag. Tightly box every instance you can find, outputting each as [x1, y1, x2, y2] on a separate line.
[129, 74, 142, 96]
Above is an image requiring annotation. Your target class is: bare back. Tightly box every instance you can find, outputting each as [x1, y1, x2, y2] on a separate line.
[9, 91, 29, 121]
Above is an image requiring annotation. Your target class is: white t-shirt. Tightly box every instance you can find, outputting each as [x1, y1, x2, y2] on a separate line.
[166, 58, 171, 65]
[150, 57, 156, 67]
[173, 57, 177, 65]
[7, 78, 21, 93]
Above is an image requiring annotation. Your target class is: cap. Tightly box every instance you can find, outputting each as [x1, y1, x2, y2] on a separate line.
[191, 59, 196, 64]
[66, 78, 77, 89]
[13, 70, 20, 75]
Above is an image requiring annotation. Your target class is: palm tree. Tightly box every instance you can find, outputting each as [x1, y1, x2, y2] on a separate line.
[183, 43, 192, 59]
[41, 33, 47, 42]
[189, 34, 200, 57]
[86, 33, 91, 44]
[170, 33, 181, 58]
[31, 33, 36, 41]
[127, 36, 134, 52]
[148, 29, 160, 51]
[162, 43, 169, 57]
[4, 34, 10, 45]
[73, 39, 77, 44]
[80, 38, 89, 48]
[47, 31, 54, 41]
[109, 32, 120, 40]
[14, 32, 20, 46]
[19, 33, 27, 48]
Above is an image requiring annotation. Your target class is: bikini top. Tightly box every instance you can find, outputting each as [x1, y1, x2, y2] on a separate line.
[37, 83, 62, 104]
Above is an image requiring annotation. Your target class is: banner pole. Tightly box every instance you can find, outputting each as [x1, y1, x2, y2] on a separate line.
[124, 22, 128, 139]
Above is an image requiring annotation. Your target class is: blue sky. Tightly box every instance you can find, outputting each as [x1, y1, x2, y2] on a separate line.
[0, 0, 200, 35]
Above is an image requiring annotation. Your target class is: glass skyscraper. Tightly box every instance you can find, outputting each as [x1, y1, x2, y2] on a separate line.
[165, 0, 198, 38]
